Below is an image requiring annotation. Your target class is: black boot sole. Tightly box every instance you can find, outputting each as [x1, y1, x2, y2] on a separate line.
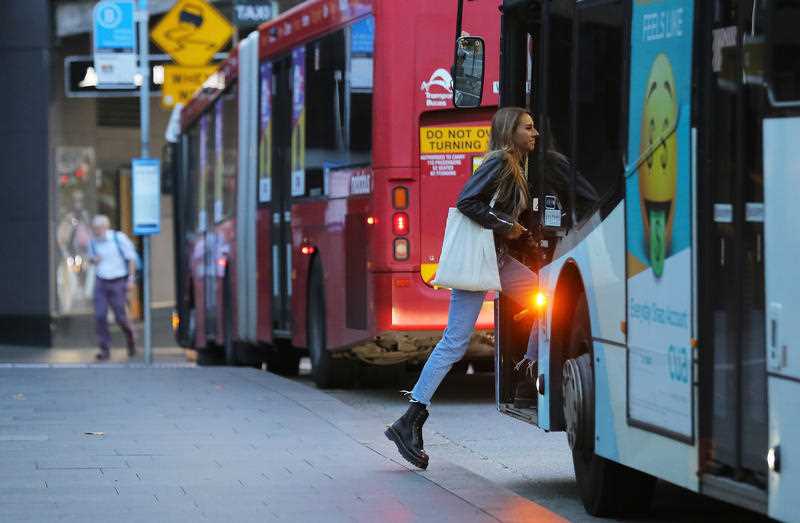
[513, 398, 535, 408]
[384, 426, 428, 470]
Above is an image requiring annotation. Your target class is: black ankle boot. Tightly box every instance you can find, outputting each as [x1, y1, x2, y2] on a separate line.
[415, 407, 428, 450]
[385, 402, 429, 469]
[514, 380, 537, 408]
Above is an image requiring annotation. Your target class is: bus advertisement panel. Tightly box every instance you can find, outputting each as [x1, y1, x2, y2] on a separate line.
[258, 61, 272, 204]
[291, 46, 306, 198]
[625, 0, 694, 440]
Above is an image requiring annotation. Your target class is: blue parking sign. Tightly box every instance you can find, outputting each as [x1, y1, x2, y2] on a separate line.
[93, 0, 136, 51]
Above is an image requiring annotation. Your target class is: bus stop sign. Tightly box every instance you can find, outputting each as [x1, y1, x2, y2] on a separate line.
[92, 0, 137, 88]
[150, 0, 234, 66]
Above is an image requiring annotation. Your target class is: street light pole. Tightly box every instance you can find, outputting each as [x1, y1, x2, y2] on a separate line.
[138, 0, 152, 365]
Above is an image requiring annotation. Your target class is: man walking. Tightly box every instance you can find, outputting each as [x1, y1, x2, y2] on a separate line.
[89, 215, 137, 361]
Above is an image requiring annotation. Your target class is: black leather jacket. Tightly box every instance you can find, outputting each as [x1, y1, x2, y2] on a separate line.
[457, 155, 516, 233]
[456, 155, 533, 254]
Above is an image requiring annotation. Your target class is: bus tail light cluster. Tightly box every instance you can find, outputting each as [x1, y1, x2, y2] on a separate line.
[391, 186, 410, 261]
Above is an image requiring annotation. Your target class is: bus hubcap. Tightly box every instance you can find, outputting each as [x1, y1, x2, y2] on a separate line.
[563, 358, 586, 451]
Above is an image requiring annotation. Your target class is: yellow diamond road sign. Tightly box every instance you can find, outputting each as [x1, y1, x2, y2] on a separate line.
[161, 64, 217, 108]
[151, 0, 234, 66]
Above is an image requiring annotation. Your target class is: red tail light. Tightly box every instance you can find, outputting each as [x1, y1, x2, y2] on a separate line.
[392, 212, 409, 236]
[301, 245, 316, 255]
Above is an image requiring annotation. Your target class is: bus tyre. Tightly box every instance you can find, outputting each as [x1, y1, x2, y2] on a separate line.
[223, 272, 238, 366]
[308, 257, 352, 388]
[267, 341, 300, 376]
[450, 360, 469, 376]
[564, 298, 655, 517]
[187, 305, 198, 351]
[191, 307, 222, 366]
[471, 358, 494, 374]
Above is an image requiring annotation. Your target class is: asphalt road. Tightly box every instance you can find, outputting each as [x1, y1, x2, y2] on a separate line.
[290, 361, 772, 523]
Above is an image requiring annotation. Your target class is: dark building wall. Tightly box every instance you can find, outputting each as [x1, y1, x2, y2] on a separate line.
[0, 0, 52, 345]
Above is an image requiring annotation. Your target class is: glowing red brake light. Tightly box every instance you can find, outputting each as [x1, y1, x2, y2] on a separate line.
[392, 212, 409, 236]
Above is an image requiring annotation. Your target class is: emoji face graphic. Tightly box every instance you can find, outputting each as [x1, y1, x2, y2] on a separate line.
[638, 53, 678, 277]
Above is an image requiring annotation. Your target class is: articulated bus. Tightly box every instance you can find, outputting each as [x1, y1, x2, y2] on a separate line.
[453, 0, 800, 519]
[171, 0, 501, 386]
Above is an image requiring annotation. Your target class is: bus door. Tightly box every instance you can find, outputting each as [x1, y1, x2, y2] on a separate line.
[703, 0, 768, 485]
[270, 56, 294, 336]
[762, 2, 800, 519]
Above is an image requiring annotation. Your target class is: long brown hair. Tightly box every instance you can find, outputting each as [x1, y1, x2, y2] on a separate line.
[484, 107, 530, 217]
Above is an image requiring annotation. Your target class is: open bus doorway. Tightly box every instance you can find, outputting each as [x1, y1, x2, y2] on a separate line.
[701, 0, 769, 498]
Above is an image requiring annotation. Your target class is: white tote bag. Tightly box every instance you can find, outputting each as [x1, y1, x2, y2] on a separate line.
[432, 200, 501, 292]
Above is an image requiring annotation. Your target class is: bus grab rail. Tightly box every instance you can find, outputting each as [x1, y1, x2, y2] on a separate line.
[766, 83, 800, 109]
[624, 104, 681, 179]
[625, 83, 800, 180]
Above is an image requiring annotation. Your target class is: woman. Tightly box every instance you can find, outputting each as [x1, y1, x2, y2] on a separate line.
[385, 107, 541, 469]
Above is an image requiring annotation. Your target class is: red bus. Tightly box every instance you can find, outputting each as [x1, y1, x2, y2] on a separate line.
[172, 0, 501, 386]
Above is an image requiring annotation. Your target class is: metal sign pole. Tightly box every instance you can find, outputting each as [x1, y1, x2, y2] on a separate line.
[138, 0, 152, 365]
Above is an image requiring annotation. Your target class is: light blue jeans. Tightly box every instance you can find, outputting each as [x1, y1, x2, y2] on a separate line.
[410, 255, 538, 405]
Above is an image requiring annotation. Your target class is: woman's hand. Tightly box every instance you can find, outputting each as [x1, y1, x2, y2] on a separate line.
[506, 222, 527, 240]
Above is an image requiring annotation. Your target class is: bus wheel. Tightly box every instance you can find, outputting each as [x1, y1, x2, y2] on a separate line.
[191, 307, 220, 365]
[471, 358, 494, 374]
[563, 298, 655, 517]
[222, 272, 238, 366]
[308, 257, 351, 388]
[267, 340, 300, 376]
[187, 305, 198, 350]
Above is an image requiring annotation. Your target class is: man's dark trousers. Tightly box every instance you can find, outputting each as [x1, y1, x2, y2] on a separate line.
[94, 276, 135, 355]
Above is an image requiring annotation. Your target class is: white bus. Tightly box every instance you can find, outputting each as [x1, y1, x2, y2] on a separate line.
[451, 0, 800, 519]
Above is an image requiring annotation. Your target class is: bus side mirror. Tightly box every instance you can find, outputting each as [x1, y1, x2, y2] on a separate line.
[452, 36, 485, 108]
[766, 0, 800, 106]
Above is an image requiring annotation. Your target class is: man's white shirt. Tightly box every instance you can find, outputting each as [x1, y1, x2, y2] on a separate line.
[90, 231, 137, 280]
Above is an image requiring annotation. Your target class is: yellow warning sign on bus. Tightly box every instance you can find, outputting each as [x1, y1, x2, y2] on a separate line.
[151, 0, 234, 66]
[161, 64, 217, 108]
[420, 126, 490, 154]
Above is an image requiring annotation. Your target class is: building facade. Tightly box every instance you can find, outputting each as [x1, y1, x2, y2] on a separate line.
[0, 0, 296, 346]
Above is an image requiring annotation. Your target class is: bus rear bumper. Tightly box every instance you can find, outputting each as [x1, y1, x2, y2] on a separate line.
[385, 272, 495, 331]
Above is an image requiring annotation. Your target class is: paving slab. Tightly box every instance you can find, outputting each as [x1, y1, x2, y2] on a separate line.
[0, 366, 565, 522]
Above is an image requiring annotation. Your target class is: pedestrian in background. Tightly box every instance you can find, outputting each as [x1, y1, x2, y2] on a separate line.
[385, 107, 541, 469]
[88, 215, 137, 361]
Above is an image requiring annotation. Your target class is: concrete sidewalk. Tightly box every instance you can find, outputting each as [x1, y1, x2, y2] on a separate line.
[0, 305, 188, 365]
[0, 367, 565, 522]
